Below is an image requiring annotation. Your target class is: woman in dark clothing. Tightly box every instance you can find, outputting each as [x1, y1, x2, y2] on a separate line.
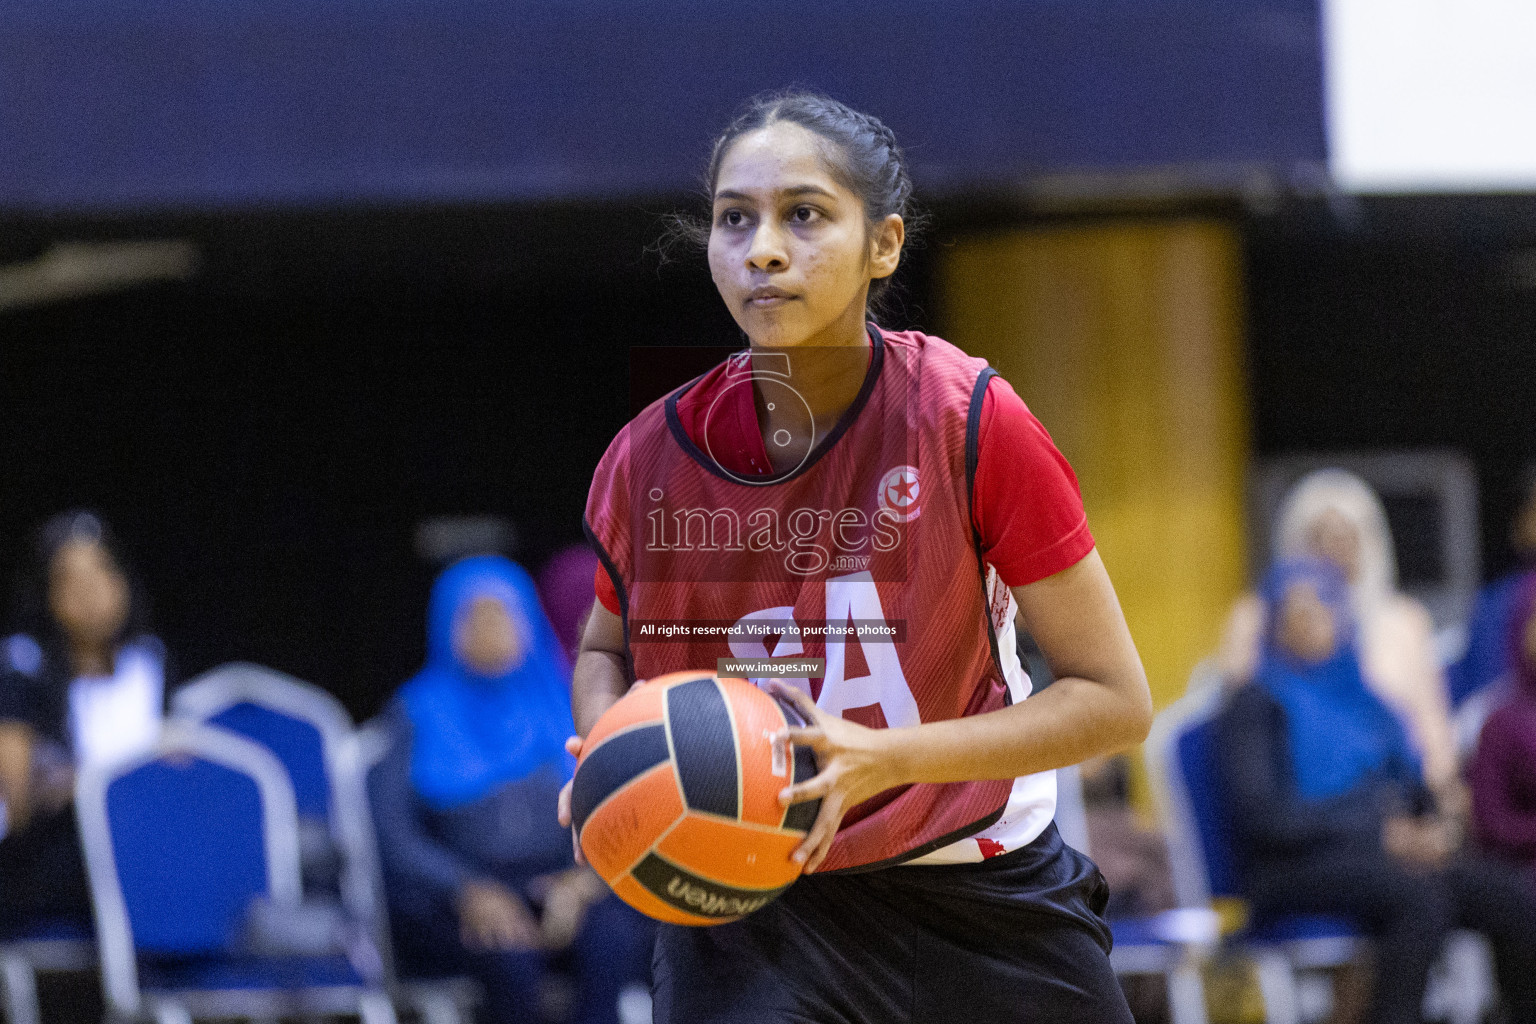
[369, 555, 651, 1024]
[1469, 575, 1536, 885]
[1216, 558, 1536, 1024]
[0, 510, 169, 935]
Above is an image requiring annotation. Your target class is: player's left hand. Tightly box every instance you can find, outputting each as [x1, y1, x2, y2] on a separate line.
[557, 735, 586, 864]
[557, 678, 650, 863]
[765, 681, 903, 874]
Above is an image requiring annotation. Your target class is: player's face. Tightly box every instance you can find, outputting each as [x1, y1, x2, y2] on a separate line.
[709, 122, 902, 349]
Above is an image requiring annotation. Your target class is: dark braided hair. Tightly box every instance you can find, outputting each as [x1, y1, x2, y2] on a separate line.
[664, 90, 925, 321]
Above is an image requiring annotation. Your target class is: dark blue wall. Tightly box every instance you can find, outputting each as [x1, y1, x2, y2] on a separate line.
[1, 0, 1326, 212]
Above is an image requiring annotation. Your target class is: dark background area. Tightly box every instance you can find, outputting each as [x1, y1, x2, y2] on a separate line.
[1, 203, 735, 717]
[1245, 196, 1536, 582]
[4, 195, 1535, 719]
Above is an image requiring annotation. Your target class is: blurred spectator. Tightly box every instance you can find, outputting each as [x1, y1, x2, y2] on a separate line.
[537, 544, 602, 663]
[0, 510, 169, 934]
[369, 555, 650, 1024]
[1450, 467, 1536, 707]
[1218, 469, 1461, 803]
[1080, 755, 1177, 1024]
[1468, 576, 1536, 886]
[1217, 558, 1536, 1024]
[1080, 755, 1175, 920]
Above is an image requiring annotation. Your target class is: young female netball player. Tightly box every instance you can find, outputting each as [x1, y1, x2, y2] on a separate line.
[559, 92, 1153, 1022]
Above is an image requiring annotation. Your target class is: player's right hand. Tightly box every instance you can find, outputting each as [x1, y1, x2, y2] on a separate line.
[766, 681, 901, 874]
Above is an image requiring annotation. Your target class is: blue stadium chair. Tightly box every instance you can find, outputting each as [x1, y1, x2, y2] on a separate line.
[173, 665, 476, 1024]
[1055, 763, 1214, 1024]
[172, 664, 355, 833]
[0, 919, 95, 1024]
[75, 720, 396, 1024]
[1147, 666, 1363, 1024]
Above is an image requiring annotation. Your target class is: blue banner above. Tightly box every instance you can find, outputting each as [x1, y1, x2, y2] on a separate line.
[0, 0, 1325, 213]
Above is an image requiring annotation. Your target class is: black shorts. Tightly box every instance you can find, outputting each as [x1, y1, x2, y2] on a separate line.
[652, 822, 1132, 1024]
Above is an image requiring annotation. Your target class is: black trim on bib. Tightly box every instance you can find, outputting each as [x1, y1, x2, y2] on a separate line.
[583, 517, 633, 671]
[965, 366, 1007, 688]
[663, 324, 886, 487]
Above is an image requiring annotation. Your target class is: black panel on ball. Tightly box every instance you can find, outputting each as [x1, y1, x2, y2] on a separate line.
[666, 678, 740, 819]
[782, 741, 822, 833]
[571, 724, 671, 835]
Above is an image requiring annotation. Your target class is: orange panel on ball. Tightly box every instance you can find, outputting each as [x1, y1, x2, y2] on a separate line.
[610, 873, 722, 927]
[655, 812, 804, 891]
[726, 681, 802, 828]
[579, 761, 686, 881]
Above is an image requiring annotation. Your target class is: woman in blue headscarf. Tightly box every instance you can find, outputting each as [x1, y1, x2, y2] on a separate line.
[1216, 558, 1536, 1024]
[370, 556, 652, 1024]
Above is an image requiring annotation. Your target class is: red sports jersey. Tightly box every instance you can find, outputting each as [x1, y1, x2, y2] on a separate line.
[585, 327, 1045, 872]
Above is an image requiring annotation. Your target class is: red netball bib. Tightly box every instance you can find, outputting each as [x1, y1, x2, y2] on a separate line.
[585, 327, 1014, 872]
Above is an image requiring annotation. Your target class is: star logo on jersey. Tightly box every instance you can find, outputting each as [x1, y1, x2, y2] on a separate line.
[877, 464, 921, 522]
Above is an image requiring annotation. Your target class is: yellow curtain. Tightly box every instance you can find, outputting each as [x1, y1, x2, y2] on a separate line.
[938, 219, 1249, 713]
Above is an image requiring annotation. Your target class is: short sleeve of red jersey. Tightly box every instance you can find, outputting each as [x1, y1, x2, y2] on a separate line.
[973, 375, 1094, 587]
[594, 563, 620, 615]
